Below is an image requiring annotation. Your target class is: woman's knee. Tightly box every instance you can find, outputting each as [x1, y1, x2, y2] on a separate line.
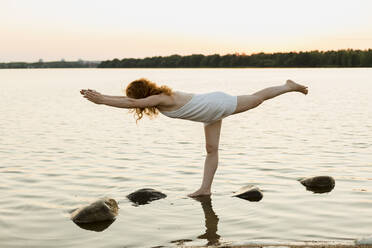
[251, 95, 264, 107]
[205, 143, 218, 154]
[234, 95, 263, 114]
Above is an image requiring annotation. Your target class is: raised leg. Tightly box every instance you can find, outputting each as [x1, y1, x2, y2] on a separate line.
[233, 79, 308, 114]
[188, 120, 222, 197]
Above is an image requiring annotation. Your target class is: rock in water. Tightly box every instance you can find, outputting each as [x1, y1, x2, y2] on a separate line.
[299, 176, 335, 193]
[232, 185, 263, 202]
[127, 188, 167, 205]
[71, 198, 119, 224]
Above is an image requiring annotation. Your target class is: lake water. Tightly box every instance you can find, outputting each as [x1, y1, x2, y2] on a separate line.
[1, 68, 371, 248]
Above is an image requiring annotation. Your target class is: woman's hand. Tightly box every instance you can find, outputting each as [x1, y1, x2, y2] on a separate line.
[80, 89, 105, 104]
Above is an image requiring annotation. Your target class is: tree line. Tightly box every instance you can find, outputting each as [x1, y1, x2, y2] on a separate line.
[1, 49, 371, 69]
[98, 49, 372, 68]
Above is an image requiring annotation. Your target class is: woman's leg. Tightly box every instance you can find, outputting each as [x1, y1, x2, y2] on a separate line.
[188, 120, 222, 197]
[233, 79, 308, 114]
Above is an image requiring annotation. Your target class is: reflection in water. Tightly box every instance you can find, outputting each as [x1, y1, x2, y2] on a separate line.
[193, 196, 220, 246]
[73, 219, 115, 232]
[305, 186, 335, 194]
[170, 239, 193, 246]
[170, 196, 220, 246]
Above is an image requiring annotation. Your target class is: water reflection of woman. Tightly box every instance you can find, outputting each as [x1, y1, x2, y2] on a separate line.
[193, 195, 220, 246]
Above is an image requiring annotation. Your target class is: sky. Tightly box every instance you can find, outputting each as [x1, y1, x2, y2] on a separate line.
[1, 0, 372, 62]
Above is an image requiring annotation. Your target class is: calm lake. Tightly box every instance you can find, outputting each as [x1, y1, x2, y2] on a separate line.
[1, 68, 371, 247]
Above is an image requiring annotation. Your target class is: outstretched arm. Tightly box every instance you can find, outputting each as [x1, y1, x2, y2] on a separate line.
[80, 89, 163, 109]
[81, 89, 125, 100]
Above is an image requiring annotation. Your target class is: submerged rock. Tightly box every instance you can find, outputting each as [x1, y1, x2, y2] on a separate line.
[71, 198, 119, 224]
[127, 188, 167, 205]
[232, 185, 263, 202]
[299, 176, 335, 193]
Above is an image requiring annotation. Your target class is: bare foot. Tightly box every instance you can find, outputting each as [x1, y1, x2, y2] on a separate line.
[187, 189, 211, 198]
[286, 79, 308, 95]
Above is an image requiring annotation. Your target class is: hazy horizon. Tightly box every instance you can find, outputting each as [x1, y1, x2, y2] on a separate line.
[2, 0, 372, 63]
[2, 49, 372, 64]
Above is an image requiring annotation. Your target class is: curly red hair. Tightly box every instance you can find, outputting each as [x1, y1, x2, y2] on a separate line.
[125, 78, 172, 122]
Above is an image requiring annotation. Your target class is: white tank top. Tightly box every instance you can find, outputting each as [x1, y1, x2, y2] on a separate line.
[159, 92, 237, 125]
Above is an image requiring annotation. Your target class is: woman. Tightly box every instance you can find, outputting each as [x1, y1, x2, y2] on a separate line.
[80, 78, 308, 197]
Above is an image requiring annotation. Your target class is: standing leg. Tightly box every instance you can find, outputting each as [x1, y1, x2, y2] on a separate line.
[188, 120, 222, 197]
[233, 79, 308, 114]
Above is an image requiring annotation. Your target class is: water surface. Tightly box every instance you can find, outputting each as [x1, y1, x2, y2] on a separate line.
[1, 68, 371, 247]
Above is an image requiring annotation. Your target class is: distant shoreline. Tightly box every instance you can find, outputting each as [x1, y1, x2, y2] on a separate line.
[1, 49, 371, 69]
[0, 60, 100, 69]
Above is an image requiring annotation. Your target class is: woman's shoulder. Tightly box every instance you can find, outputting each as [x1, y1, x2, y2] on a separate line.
[156, 92, 175, 106]
[157, 91, 194, 111]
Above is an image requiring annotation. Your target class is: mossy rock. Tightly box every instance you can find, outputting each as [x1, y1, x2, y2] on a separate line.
[71, 198, 118, 224]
